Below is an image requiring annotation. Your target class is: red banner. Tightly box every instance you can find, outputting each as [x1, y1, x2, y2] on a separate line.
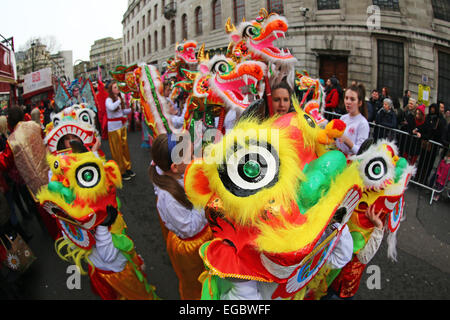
[0, 43, 15, 82]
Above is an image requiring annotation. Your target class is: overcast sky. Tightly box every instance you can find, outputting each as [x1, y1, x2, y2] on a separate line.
[1, 0, 127, 63]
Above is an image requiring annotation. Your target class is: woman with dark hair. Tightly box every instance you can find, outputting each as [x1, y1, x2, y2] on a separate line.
[416, 103, 446, 185]
[106, 81, 135, 181]
[271, 81, 294, 115]
[335, 84, 370, 156]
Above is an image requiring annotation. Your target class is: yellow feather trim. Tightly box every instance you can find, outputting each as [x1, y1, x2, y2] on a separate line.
[255, 163, 363, 253]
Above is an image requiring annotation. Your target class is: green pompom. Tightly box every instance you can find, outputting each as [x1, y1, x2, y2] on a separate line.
[351, 231, 366, 253]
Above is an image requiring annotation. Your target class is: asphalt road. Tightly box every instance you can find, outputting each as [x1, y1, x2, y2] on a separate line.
[5, 129, 450, 300]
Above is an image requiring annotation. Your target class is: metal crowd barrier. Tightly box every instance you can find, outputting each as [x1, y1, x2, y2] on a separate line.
[323, 111, 450, 205]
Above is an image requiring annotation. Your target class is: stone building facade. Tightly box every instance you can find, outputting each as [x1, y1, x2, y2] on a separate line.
[122, 0, 450, 105]
[89, 37, 124, 76]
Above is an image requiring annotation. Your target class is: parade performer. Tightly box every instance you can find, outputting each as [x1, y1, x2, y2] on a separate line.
[105, 81, 135, 181]
[54, 79, 98, 112]
[184, 98, 362, 300]
[149, 133, 213, 300]
[326, 140, 415, 299]
[37, 149, 158, 300]
[0, 106, 58, 239]
[110, 64, 179, 142]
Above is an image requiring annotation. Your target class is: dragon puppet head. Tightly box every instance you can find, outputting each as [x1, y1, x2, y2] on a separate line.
[348, 140, 415, 260]
[193, 45, 267, 113]
[175, 40, 198, 66]
[226, 8, 297, 66]
[44, 104, 99, 154]
[37, 151, 123, 252]
[185, 103, 363, 298]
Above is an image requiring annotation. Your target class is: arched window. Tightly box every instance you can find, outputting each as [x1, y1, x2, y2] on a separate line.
[267, 0, 284, 14]
[233, 0, 245, 24]
[154, 30, 158, 51]
[170, 20, 176, 44]
[137, 43, 140, 60]
[195, 6, 203, 35]
[162, 26, 166, 49]
[142, 39, 146, 56]
[181, 14, 188, 40]
[127, 49, 130, 64]
[132, 46, 135, 62]
[212, 0, 222, 30]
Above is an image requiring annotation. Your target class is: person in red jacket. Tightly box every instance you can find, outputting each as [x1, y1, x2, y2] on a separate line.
[325, 77, 340, 119]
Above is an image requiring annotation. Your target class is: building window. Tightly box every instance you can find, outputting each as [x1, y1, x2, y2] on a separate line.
[132, 26, 134, 39]
[170, 20, 176, 44]
[154, 30, 158, 51]
[317, 0, 339, 10]
[132, 46, 135, 62]
[182, 14, 188, 40]
[137, 21, 140, 34]
[372, 0, 399, 11]
[143, 39, 146, 56]
[195, 6, 203, 35]
[137, 43, 140, 60]
[267, 0, 284, 14]
[142, 15, 145, 29]
[432, 0, 450, 22]
[127, 49, 130, 64]
[212, 0, 222, 30]
[377, 40, 404, 98]
[233, 0, 245, 24]
[154, 4, 158, 20]
[438, 51, 450, 107]
[162, 26, 166, 49]
[148, 10, 151, 25]
[148, 34, 152, 54]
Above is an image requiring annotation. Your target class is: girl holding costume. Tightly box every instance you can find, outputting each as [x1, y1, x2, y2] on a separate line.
[149, 133, 212, 300]
[336, 84, 370, 156]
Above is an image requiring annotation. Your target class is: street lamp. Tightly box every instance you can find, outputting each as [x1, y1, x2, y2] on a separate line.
[31, 41, 36, 72]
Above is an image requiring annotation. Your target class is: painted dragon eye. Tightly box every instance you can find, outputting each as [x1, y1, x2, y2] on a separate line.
[365, 158, 387, 181]
[76, 163, 100, 188]
[218, 140, 280, 197]
[303, 114, 316, 128]
[53, 161, 59, 170]
[53, 117, 60, 127]
[243, 25, 259, 38]
[212, 61, 230, 74]
[177, 45, 184, 52]
[79, 111, 92, 125]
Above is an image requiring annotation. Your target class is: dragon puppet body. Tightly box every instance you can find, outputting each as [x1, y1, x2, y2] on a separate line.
[36, 151, 158, 300]
[110, 63, 181, 140]
[184, 94, 414, 299]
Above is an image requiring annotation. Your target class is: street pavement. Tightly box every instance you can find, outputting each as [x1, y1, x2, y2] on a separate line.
[7, 129, 450, 300]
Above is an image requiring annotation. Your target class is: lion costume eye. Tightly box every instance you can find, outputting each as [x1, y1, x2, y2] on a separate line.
[76, 163, 100, 188]
[218, 141, 280, 197]
[212, 60, 230, 75]
[243, 25, 260, 38]
[53, 117, 60, 127]
[78, 110, 93, 125]
[365, 158, 387, 181]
